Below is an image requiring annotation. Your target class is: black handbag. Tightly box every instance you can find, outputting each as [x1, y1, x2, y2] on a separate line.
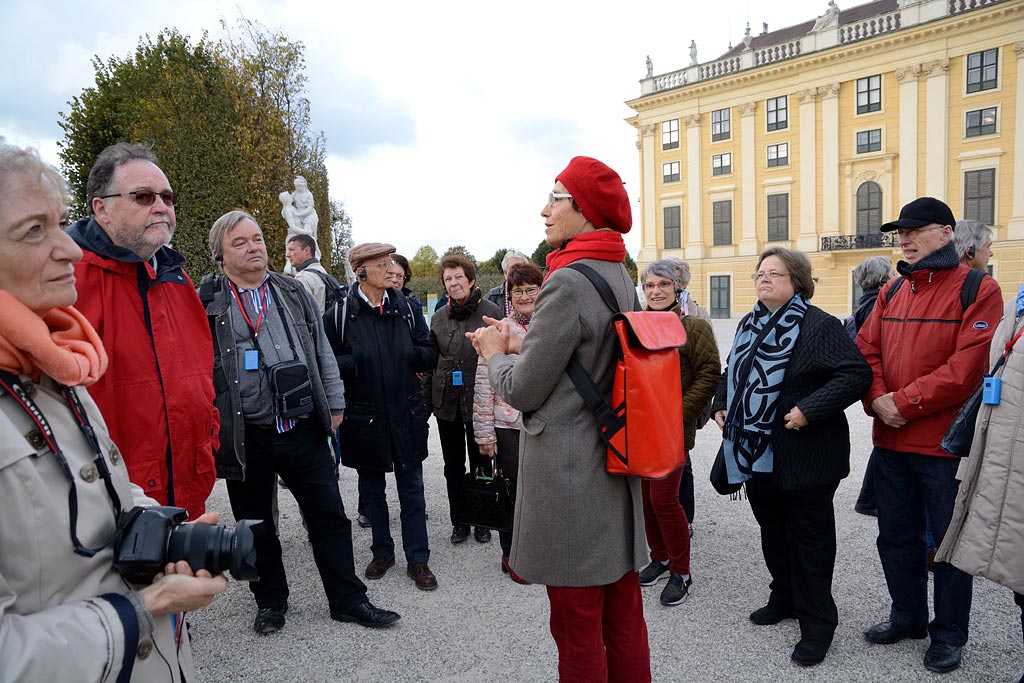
[709, 447, 742, 496]
[941, 320, 1024, 456]
[458, 469, 516, 532]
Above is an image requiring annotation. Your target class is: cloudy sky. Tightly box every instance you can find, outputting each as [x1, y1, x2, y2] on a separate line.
[0, 0, 828, 262]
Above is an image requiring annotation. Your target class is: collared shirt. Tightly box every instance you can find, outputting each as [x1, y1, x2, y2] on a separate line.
[229, 275, 300, 433]
[356, 284, 389, 314]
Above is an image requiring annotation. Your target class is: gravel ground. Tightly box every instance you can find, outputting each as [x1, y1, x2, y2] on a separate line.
[191, 318, 1023, 682]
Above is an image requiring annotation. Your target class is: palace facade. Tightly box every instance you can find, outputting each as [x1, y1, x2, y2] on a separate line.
[627, 0, 1024, 316]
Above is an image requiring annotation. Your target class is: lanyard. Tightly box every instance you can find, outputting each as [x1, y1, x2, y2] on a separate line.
[0, 370, 124, 557]
[230, 280, 270, 339]
[992, 320, 1024, 374]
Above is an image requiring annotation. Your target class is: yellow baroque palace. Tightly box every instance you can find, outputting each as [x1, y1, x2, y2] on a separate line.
[627, 0, 1024, 317]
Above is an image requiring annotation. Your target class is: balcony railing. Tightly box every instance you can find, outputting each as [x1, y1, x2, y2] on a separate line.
[821, 233, 899, 251]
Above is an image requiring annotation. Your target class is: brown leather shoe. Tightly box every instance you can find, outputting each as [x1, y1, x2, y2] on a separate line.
[365, 555, 395, 579]
[407, 562, 438, 591]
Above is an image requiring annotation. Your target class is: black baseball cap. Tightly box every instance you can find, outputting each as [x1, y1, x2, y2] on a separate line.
[880, 197, 956, 232]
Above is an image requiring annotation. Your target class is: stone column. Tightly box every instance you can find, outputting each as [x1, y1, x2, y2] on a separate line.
[1009, 42, 1024, 239]
[896, 64, 922, 206]
[637, 124, 660, 263]
[820, 83, 841, 244]
[797, 88, 820, 251]
[924, 59, 950, 199]
[685, 114, 704, 259]
[739, 102, 758, 255]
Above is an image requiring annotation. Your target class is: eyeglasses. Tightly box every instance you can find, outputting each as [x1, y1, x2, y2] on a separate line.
[100, 190, 178, 207]
[642, 280, 676, 292]
[751, 270, 790, 282]
[895, 225, 944, 239]
[510, 286, 540, 299]
[547, 192, 573, 207]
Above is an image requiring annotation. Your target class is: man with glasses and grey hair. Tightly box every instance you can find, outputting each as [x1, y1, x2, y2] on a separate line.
[67, 142, 218, 521]
[954, 219, 994, 272]
[857, 197, 1002, 674]
[485, 249, 529, 316]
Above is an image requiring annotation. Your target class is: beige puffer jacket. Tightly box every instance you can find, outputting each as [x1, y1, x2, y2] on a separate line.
[937, 299, 1024, 594]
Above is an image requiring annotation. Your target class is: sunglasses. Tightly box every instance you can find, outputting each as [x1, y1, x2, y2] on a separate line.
[100, 190, 178, 207]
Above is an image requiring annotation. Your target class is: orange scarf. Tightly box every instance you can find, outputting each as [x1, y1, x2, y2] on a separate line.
[0, 290, 108, 386]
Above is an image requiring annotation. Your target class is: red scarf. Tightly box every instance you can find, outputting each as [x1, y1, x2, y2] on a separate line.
[0, 290, 108, 386]
[545, 230, 627, 279]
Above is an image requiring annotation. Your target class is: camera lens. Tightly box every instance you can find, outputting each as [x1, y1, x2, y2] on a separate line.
[166, 519, 261, 581]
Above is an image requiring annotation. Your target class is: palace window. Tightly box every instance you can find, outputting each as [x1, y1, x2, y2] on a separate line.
[662, 119, 679, 150]
[856, 75, 881, 114]
[767, 143, 788, 167]
[664, 206, 681, 248]
[767, 96, 788, 131]
[966, 48, 998, 94]
[712, 108, 731, 141]
[712, 153, 732, 176]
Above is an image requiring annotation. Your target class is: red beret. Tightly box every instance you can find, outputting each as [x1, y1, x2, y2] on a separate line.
[556, 156, 631, 233]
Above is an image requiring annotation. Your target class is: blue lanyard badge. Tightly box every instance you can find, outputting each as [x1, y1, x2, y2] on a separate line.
[244, 349, 259, 371]
[451, 370, 463, 386]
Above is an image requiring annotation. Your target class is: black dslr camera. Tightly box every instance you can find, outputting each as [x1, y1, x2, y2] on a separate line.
[113, 506, 261, 584]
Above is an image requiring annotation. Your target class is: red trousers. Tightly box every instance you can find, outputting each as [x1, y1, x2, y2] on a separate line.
[641, 463, 691, 574]
[546, 570, 651, 683]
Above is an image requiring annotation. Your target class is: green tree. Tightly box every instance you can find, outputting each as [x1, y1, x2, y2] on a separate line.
[532, 239, 554, 267]
[479, 248, 509, 275]
[409, 245, 439, 279]
[326, 199, 354, 283]
[58, 21, 330, 280]
[443, 245, 476, 263]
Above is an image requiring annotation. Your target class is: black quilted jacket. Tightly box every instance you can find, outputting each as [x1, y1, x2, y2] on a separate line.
[712, 305, 872, 491]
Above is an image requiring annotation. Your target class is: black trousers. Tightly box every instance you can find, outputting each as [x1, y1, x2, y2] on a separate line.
[748, 482, 840, 644]
[437, 405, 491, 526]
[226, 419, 367, 613]
[493, 428, 521, 556]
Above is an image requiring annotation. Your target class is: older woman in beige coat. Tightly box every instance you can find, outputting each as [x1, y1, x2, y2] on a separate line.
[476, 157, 649, 683]
[937, 294, 1024, 682]
[0, 144, 225, 681]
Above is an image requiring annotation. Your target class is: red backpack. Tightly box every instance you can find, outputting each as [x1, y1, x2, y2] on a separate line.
[565, 263, 688, 479]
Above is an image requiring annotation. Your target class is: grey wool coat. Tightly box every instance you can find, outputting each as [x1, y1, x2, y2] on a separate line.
[488, 257, 647, 587]
[937, 299, 1024, 595]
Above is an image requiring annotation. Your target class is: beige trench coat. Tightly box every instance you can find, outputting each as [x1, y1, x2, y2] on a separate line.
[937, 299, 1024, 594]
[488, 258, 647, 586]
[0, 373, 194, 682]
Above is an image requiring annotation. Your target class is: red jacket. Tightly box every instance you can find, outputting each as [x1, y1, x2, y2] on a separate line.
[68, 218, 218, 519]
[857, 256, 1002, 458]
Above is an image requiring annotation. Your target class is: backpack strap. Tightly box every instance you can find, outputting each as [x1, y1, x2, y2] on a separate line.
[566, 355, 625, 442]
[960, 267, 985, 311]
[884, 268, 985, 312]
[883, 276, 904, 306]
[332, 296, 349, 348]
[198, 273, 221, 307]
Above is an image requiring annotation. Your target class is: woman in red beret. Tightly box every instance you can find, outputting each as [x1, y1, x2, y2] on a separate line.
[474, 157, 651, 682]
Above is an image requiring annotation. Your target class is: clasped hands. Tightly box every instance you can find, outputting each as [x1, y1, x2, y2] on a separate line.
[466, 316, 522, 361]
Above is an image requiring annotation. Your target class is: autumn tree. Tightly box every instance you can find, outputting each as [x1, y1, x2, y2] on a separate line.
[409, 245, 439, 279]
[479, 248, 509, 275]
[58, 21, 332, 280]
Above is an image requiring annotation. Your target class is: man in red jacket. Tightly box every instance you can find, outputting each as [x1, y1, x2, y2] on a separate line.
[68, 143, 217, 520]
[857, 197, 1002, 674]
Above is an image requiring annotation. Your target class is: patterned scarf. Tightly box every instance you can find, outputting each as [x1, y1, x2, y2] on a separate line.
[722, 294, 809, 484]
[1015, 284, 1024, 318]
[679, 290, 691, 316]
[0, 290, 108, 386]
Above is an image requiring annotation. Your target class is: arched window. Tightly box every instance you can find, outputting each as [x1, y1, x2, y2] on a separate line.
[856, 182, 882, 235]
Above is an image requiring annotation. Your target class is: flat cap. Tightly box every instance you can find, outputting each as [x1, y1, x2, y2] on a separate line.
[348, 242, 397, 269]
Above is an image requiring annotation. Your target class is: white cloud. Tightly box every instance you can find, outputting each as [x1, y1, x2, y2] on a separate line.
[1, 0, 830, 263]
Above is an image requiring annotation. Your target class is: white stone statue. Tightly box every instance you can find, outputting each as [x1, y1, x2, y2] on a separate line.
[689, 40, 698, 66]
[280, 176, 320, 275]
[812, 0, 841, 31]
[645, 55, 653, 79]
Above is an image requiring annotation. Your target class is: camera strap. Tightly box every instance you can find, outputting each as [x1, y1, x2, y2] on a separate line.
[0, 370, 124, 557]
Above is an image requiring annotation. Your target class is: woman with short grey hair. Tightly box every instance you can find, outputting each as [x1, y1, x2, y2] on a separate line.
[854, 256, 893, 294]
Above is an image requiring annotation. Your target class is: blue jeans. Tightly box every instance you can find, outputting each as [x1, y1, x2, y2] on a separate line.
[873, 447, 973, 646]
[357, 463, 430, 564]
